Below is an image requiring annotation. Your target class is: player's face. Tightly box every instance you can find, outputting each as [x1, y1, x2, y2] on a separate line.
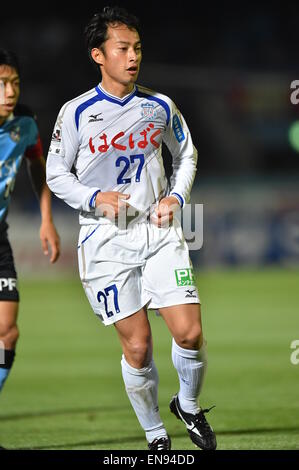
[92, 24, 142, 93]
[0, 65, 20, 123]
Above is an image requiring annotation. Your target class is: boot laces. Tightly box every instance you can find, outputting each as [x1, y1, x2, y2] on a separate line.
[192, 405, 216, 432]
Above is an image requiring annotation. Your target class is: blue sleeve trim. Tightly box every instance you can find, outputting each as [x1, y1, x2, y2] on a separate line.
[171, 192, 184, 208]
[89, 190, 101, 209]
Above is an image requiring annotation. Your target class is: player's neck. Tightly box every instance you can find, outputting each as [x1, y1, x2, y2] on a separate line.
[0, 112, 13, 126]
[100, 80, 135, 99]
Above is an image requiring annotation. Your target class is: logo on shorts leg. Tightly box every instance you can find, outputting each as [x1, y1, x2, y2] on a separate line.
[185, 289, 197, 298]
[0, 278, 17, 291]
[175, 268, 195, 287]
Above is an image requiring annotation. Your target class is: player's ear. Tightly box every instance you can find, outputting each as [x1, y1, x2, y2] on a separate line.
[91, 48, 105, 66]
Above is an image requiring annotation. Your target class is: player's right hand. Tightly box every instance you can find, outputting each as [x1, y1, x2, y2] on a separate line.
[95, 191, 130, 220]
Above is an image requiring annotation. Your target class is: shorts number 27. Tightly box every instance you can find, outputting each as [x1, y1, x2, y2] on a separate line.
[97, 284, 120, 318]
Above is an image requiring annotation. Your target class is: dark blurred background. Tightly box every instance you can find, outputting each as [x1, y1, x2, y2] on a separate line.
[1, 0, 299, 270]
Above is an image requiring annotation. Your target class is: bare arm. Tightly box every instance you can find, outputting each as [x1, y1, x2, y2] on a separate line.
[27, 157, 60, 263]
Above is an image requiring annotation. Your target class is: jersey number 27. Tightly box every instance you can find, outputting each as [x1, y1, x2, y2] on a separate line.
[116, 154, 144, 184]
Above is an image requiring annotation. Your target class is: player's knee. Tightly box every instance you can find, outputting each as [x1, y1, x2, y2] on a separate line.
[126, 340, 152, 369]
[0, 323, 19, 349]
[174, 325, 203, 350]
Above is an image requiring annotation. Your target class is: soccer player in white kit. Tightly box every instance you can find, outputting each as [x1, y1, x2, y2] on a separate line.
[46, 6, 216, 450]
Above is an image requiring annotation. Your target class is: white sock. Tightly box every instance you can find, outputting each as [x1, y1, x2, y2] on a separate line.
[121, 355, 167, 443]
[171, 338, 207, 414]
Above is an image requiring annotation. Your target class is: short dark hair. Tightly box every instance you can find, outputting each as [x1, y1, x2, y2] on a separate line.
[0, 49, 20, 75]
[84, 5, 140, 63]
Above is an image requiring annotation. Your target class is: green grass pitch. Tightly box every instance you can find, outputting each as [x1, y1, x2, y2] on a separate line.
[0, 268, 299, 450]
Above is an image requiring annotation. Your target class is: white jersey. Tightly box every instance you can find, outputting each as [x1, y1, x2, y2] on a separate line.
[46, 83, 197, 225]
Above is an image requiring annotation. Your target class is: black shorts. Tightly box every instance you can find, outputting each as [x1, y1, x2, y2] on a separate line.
[0, 220, 19, 302]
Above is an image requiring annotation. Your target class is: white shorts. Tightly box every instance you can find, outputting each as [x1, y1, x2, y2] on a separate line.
[77, 217, 200, 326]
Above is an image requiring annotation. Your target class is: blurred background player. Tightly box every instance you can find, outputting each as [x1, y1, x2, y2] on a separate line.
[46, 6, 216, 450]
[0, 49, 60, 395]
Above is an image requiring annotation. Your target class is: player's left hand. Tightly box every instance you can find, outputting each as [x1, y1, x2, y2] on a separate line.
[152, 196, 180, 228]
[40, 220, 60, 263]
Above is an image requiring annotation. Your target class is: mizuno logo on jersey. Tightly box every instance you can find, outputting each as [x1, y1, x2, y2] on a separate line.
[88, 113, 103, 122]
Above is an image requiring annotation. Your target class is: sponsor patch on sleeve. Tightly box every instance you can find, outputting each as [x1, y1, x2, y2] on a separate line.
[172, 114, 185, 143]
[49, 115, 64, 156]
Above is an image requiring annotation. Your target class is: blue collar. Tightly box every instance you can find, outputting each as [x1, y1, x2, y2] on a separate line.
[95, 84, 137, 106]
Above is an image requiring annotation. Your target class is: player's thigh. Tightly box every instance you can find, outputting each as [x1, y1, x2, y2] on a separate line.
[0, 301, 19, 336]
[159, 303, 203, 349]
